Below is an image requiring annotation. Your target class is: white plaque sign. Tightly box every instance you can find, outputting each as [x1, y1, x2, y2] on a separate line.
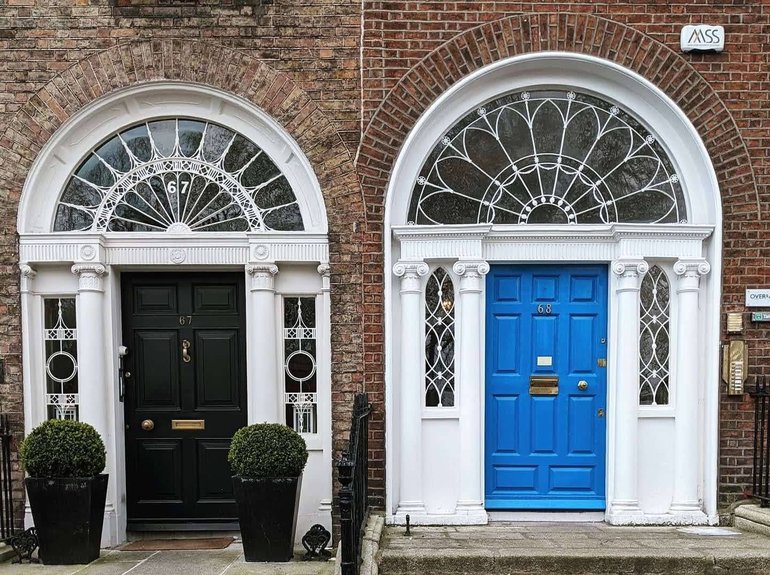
[746, 289, 770, 308]
[681, 25, 724, 53]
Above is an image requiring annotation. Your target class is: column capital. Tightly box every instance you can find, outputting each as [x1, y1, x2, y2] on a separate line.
[19, 264, 37, 294]
[452, 260, 490, 278]
[246, 263, 279, 292]
[674, 258, 711, 278]
[393, 260, 429, 278]
[71, 263, 107, 292]
[317, 263, 331, 292]
[611, 258, 649, 278]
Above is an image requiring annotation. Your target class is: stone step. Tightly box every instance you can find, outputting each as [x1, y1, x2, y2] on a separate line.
[378, 524, 770, 575]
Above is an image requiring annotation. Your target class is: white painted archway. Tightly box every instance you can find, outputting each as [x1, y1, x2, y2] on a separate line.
[384, 52, 722, 525]
[18, 82, 333, 545]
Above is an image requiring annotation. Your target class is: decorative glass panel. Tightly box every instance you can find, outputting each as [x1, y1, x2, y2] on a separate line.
[54, 118, 304, 233]
[44, 298, 79, 420]
[283, 297, 317, 433]
[639, 266, 670, 405]
[425, 268, 455, 407]
[409, 90, 687, 226]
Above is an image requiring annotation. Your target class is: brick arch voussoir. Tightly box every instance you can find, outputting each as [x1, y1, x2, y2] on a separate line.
[0, 38, 364, 233]
[359, 12, 760, 225]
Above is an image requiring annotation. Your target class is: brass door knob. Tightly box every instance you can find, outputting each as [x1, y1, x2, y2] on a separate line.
[577, 380, 588, 391]
[141, 419, 155, 431]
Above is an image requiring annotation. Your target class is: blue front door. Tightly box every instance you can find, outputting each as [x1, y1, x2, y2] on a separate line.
[485, 264, 608, 510]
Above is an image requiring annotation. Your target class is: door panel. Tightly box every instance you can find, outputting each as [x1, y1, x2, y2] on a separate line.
[123, 273, 246, 527]
[485, 264, 608, 509]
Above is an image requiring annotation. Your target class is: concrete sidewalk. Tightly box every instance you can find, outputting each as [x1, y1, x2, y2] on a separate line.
[380, 523, 770, 574]
[0, 544, 335, 575]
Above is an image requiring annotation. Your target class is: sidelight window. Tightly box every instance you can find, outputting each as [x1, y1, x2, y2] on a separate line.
[425, 268, 455, 407]
[639, 265, 671, 405]
[54, 118, 304, 233]
[44, 298, 79, 420]
[283, 297, 318, 433]
[409, 90, 687, 226]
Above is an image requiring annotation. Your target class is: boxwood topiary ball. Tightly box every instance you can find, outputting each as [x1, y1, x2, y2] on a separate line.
[228, 423, 308, 479]
[20, 419, 106, 478]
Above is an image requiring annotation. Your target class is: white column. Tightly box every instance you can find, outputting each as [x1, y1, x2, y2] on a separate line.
[669, 258, 710, 518]
[71, 263, 109, 444]
[393, 260, 428, 519]
[608, 258, 648, 522]
[246, 263, 280, 424]
[19, 265, 42, 432]
[453, 260, 489, 523]
[317, 263, 334, 519]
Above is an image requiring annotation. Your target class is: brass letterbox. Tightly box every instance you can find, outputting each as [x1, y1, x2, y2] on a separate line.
[529, 376, 558, 395]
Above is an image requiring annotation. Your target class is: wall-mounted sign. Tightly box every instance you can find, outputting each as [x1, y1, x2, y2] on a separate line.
[752, 312, 770, 323]
[746, 289, 770, 308]
[681, 25, 725, 53]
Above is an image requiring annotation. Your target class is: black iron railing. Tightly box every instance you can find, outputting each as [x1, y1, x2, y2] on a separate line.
[337, 393, 372, 575]
[751, 377, 770, 507]
[0, 414, 16, 539]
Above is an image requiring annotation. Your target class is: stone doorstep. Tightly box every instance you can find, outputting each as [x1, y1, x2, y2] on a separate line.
[735, 503, 770, 538]
[0, 542, 14, 563]
[379, 549, 770, 575]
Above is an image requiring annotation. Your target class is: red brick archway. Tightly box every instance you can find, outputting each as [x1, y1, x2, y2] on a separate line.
[358, 13, 761, 510]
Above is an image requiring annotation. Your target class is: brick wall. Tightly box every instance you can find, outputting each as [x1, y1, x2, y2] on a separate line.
[359, 4, 769, 513]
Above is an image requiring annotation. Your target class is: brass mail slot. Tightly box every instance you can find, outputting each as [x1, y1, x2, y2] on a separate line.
[529, 376, 558, 395]
[171, 419, 205, 430]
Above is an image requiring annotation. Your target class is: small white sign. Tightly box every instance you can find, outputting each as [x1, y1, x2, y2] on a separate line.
[746, 289, 770, 308]
[681, 25, 724, 53]
[536, 356, 553, 367]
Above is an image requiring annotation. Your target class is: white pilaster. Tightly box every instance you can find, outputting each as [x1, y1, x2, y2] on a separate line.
[71, 263, 109, 444]
[316, 263, 334, 518]
[19, 264, 41, 432]
[393, 260, 429, 520]
[669, 258, 710, 521]
[608, 257, 648, 523]
[452, 260, 489, 524]
[246, 263, 280, 424]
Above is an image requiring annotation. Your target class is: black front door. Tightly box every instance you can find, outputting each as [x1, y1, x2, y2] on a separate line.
[122, 272, 247, 529]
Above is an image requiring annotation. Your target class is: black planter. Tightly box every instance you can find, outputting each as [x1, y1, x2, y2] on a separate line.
[233, 475, 302, 562]
[25, 474, 108, 565]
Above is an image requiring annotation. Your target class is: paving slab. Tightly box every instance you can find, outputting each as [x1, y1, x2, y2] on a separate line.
[0, 544, 335, 575]
[379, 523, 770, 575]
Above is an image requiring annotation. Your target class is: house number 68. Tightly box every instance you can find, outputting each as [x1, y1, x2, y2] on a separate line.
[537, 304, 552, 314]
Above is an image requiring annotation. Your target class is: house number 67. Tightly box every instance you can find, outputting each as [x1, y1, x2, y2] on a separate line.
[537, 304, 552, 314]
[178, 315, 192, 325]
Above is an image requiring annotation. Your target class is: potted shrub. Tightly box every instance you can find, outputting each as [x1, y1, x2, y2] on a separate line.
[20, 419, 107, 565]
[228, 423, 308, 562]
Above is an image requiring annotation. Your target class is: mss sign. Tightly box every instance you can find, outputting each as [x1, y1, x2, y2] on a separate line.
[680, 25, 725, 53]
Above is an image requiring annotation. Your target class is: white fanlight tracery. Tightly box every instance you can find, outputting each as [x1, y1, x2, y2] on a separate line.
[54, 118, 304, 234]
[409, 90, 687, 227]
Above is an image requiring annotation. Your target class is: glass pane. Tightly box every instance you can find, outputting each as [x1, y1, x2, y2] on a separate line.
[54, 118, 305, 233]
[639, 266, 670, 406]
[44, 298, 79, 421]
[283, 297, 318, 433]
[425, 268, 455, 407]
[409, 90, 687, 226]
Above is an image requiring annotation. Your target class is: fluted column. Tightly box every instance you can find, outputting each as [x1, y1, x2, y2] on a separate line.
[246, 263, 280, 424]
[453, 260, 489, 521]
[71, 263, 109, 443]
[393, 260, 429, 518]
[20, 265, 42, 431]
[669, 258, 710, 516]
[609, 258, 648, 522]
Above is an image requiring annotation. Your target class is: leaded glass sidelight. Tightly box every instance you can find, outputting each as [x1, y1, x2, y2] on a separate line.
[283, 297, 317, 433]
[44, 298, 79, 420]
[409, 90, 687, 226]
[425, 268, 455, 407]
[54, 118, 304, 233]
[639, 265, 671, 405]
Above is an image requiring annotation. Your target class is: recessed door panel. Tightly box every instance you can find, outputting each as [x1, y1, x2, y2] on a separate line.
[486, 264, 607, 510]
[123, 273, 246, 527]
